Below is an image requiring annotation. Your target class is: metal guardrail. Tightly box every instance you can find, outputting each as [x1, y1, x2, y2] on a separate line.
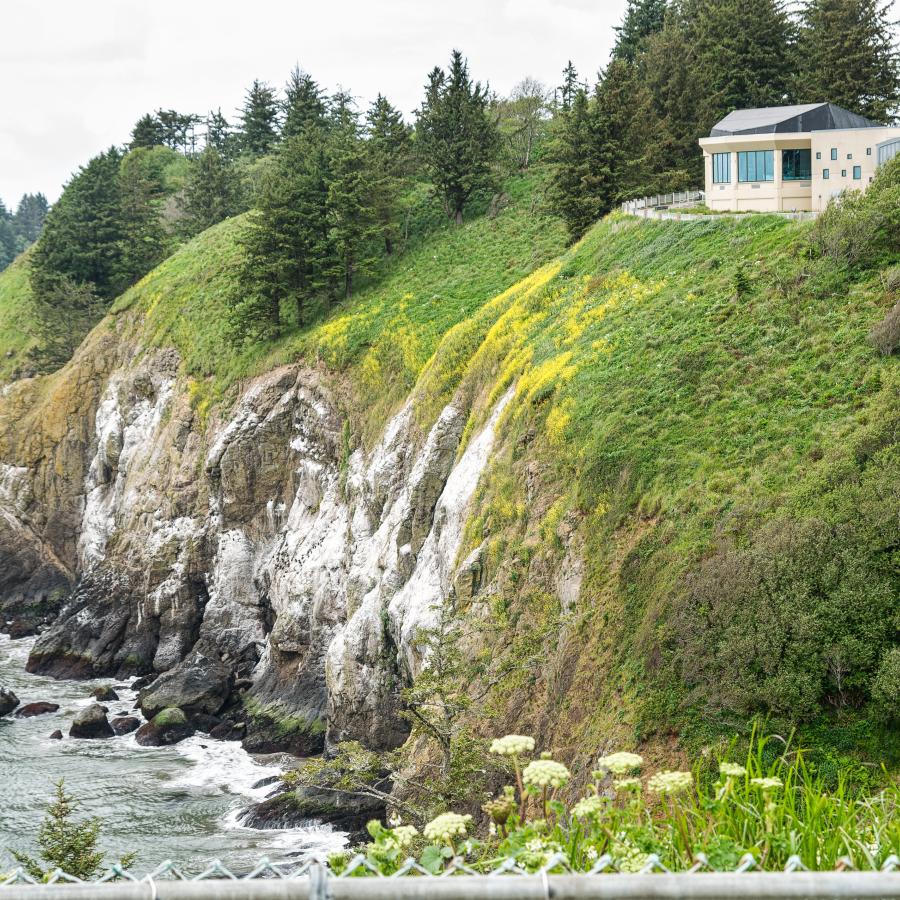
[2, 853, 899, 898]
[621, 191, 705, 213]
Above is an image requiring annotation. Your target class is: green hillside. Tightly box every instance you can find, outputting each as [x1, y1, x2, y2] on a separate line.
[0, 253, 39, 383]
[2, 159, 897, 775]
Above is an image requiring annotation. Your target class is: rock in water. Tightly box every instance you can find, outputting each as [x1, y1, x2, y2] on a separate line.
[15, 701, 59, 717]
[111, 716, 141, 735]
[135, 707, 195, 746]
[0, 686, 19, 717]
[69, 703, 114, 739]
[130, 674, 157, 692]
[138, 654, 232, 720]
[49, 730, 63, 740]
[91, 685, 119, 702]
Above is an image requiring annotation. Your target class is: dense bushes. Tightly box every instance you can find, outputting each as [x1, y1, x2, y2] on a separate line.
[809, 156, 900, 269]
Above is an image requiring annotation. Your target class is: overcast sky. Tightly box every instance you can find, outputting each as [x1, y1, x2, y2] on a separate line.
[0, 0, 626, 206]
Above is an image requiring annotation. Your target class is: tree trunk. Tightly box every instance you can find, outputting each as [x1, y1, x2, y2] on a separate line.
[454, 207, 463, 226]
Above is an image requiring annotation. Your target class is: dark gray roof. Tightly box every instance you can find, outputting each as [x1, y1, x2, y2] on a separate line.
[710, 103, 878, 136]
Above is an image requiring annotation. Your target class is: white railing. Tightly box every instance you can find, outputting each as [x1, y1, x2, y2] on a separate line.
[621, 190, 704, 214]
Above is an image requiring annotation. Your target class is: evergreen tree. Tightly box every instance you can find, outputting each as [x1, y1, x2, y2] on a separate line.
[234, 132, 331, 340]
[558, 61, 580, 111]
[156, 109, 200, 154]
[12, 781, 134, 881]
[30, 148, 124, 302]
[612, 0, 668, 62]
[115, 149, 167, 289]
[14, 193, 49, 243]
[365, 94, 411, 254]
[205, 108, 236, 159]
[130, 113, 165, 150]
[416, 50, 500, 224]
[549, 86, 616, 240]
[0, 203, 17, 271]
[283, 65, 327, 137]
[239, 80, 281, 155]
[326, 106, 379, 299]
[684, 0, 796, 131]
[794, 0, 900, 122]
[179, 146, 239, 237]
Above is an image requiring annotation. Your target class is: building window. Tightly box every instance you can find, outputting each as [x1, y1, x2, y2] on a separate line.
[853, 165, 862, 180]
[815, 151, 821, 159]
[847, 153, 853, 159]
[841, 169, 847, 177]
[823, 169, 830, 179]
[866, 147, 872, 156]
[712, 152, 730, 183]
[831, 148, 838, 160]
[782, 149, 811, 180]
[738, 150, 774, 182]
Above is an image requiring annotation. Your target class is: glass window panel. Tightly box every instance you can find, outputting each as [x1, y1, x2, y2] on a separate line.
[831, 148, 838, 160]
[853, 165, 862, 179]
[782, 149, 811, 180]
[823, 169, 830, 179]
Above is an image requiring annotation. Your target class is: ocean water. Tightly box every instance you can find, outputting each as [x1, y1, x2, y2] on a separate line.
[0, 635, 345, 875]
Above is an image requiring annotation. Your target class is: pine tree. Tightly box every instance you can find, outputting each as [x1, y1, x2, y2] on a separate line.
[794, 0, 900, 122]
[239, 80, 281, 155]
[30, 148, 124, 302]
[326, 106, 379, 299]
[558, 61, 580, 111]
[204, 108, 238, 159]
[549, 85, 616, 240]
[365, 94, 411, 254]
[234, 133, 331, 340]
[14, 193, 50, 243]
[416, 50, 500, 225]
[283, 65, 327, 137]
[685, 0, 796, 132]
[0, 203, 16, 271]
[612, 0, 668, 62]
[114, 150, 168, 291]
[179, 146, 239, 237]
[130, 113, 165, 150]
[12, 781, 134, 881]
[156, 109, 200, 154]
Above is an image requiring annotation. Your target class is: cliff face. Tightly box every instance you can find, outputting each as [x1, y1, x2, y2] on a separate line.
[0, 330, 515, 756]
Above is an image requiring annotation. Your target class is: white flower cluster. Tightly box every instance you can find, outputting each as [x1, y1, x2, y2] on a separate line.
[596, 751, 644, 774]
[719, 762, 747, 778]
[572, 795, 605, 818]
[390, 825, 419, 848]
[613, 777, 642, 792]
[489, 734, 536, 756]
[751, 776, 783, 791]
[647, 770, 693, 795]
[423, 812, 473, 843]
[522, 758, 571, 788]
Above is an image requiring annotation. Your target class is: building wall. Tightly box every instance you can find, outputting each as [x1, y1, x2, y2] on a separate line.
[700, 127, 899, 213]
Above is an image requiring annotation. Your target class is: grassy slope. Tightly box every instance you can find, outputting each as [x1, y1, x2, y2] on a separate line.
[0, 253, 39, 382]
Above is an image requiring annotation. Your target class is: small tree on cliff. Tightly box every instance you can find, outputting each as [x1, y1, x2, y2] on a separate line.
[416, 50, 499, 225]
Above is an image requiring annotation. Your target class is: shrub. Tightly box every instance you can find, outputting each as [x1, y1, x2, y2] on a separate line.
[871, 648, 900, 722]
[808, 156, 900, 269]
[868, 300, 900, 356]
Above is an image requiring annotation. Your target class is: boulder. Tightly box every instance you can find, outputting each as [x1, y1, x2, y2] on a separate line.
[0, 686, 19, 717]
[210, 720, 246, 742]
[130, 674, 157, 692]
[15, 701, 59, 717]
[49, 730, 63, 740]
[138, 654, 232, 720]
[69, 703, 114, 739]
[111, 716, 141, 735]
[91, 685, 119, 702]
[135, 707, 195, 746]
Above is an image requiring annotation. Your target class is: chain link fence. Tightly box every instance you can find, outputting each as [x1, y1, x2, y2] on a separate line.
[2, 853, 900, 898]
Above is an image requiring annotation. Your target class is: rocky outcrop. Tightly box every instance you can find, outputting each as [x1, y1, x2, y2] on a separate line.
[15, 701, 59, 717]
[2, 327, 522, 762]
[111, 715, 140, 735]
[135, 708, 195, 746]
[70, 703, 114, 739]
[91, 685, 119, 702]
[0, 686, 18, 717]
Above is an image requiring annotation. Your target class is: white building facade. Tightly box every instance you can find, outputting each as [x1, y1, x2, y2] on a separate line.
[699, 103, 900, 213]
